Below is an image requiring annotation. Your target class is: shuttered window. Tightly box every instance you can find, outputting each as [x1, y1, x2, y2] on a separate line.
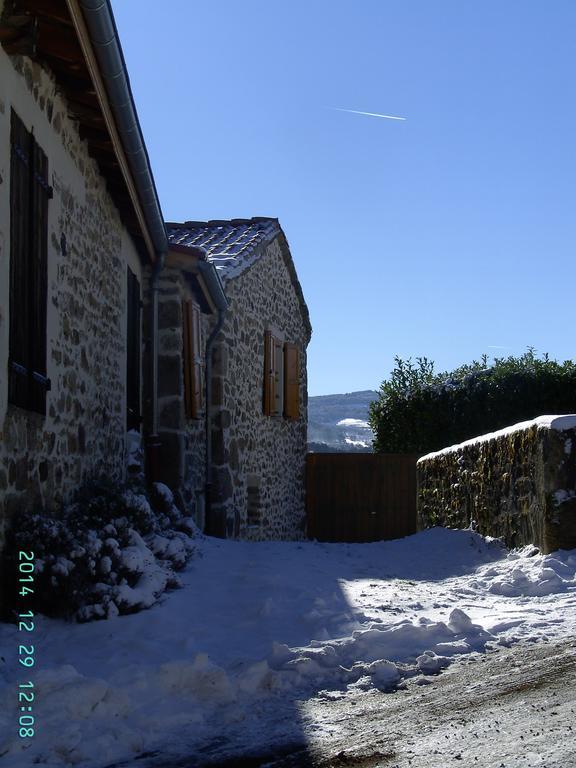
[264, 332, 300, 418]
[283, 343, 300, 419]
[126, 267, 141, 430]
[8, 110, 50, 415]
[264, 331, 284, 416]
[183, 299, 202, 419]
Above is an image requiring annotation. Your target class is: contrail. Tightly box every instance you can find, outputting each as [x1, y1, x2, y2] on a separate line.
[326, 106, 406, 121]
[487, 345, 511, 349]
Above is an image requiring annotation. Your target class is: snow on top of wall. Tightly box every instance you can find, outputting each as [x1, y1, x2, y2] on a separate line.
[418, 414, 576, 462]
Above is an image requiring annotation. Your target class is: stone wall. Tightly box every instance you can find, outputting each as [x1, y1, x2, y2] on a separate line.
[210, 235, 309, 540]
[0, 46, 144, 550]
[152, 267, 210, 528]
[417, 416, 576, 553]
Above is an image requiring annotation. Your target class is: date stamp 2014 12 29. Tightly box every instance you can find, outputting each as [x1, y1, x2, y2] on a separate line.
[17, 551, 36, 739]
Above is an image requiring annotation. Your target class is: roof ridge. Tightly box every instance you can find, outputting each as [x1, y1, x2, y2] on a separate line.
[166, 217, 279, 229]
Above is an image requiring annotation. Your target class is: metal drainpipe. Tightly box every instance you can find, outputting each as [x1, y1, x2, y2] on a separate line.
[204, 307, 226, 535]
[145, 253, 165, 483]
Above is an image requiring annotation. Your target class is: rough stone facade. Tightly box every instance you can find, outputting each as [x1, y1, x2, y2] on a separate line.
[152, 267, 210, 528]
[210, 235, 309, 540]
[417, 417, 576, 553]
[0, 44, 144, 550]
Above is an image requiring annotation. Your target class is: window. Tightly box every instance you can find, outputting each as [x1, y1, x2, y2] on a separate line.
[8, 109, 51, 415]
[183, 299, 203, 419]
[263, 332, 300, 419]
[126, 267, 141, 430]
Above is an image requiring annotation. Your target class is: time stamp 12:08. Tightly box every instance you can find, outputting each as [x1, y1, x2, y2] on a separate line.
[17, 550, 36, 739]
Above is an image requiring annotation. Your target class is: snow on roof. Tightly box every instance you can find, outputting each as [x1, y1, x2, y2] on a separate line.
[166, 218, 280, 281]
[166, 216, 313, 342]
[418, 414, 576, 462]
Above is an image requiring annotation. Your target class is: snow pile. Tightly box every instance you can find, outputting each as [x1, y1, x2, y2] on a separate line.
[1, 528, 575, 766]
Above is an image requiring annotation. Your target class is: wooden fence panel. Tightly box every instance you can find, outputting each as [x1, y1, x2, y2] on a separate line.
[306, 453, 419, 543]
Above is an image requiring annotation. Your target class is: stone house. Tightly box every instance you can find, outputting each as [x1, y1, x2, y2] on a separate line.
[0, 0, 168, 554]
[162, 219, 312, 540]
[0, 0, 312, 557]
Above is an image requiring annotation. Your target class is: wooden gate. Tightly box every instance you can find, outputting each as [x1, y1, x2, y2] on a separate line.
[306, 453, 419, 542]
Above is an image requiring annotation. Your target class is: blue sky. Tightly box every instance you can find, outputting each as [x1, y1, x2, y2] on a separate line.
[112, 1, 576, 396]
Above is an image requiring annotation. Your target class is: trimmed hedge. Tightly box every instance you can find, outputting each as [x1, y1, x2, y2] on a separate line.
[368, 350, 576, 456]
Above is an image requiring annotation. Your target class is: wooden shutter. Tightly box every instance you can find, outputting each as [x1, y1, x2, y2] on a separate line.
[29, 139, 49, 415]
[183, 300, 202, 419]
[9, 110, 50, 415]
[126, 268, 141, 430]
[284, 343, 300, 419]
[263, 330, 275, 416]
[8, 111, 31, 411]
[273, 337, 283, 415]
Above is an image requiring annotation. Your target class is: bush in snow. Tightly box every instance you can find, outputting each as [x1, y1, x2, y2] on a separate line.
[2, 479, 200, 622]
[369, 349, 576, 455]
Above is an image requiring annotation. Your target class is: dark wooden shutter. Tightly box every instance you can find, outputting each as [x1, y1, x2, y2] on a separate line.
[9, 110, 49, 415]
[29, 140, 49, 415]
[263, 330, 275, 416]
[191, 302, 202, 416]
[183, 300, 202, 419]
[183, 300, 193, 418]
[284, 343, 300, 419]
[8, 111, 31, 410]
[126, 267, 141, 430]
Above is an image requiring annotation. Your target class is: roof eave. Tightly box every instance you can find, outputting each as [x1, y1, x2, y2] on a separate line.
[67, 0, 167, 261]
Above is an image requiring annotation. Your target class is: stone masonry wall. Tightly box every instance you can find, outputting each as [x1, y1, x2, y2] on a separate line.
[0, 46, 143, 552]
[417, 418, 576, 553]
[210, 236, 309, 540]
[154, 267, 209, 528]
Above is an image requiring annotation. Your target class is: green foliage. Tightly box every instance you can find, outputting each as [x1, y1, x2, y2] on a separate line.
[369, 349, 576, 455]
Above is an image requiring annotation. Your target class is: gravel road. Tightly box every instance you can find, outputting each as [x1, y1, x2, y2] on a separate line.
[195, 638, 576, 768]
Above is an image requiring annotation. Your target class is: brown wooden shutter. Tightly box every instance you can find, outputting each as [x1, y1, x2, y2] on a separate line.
[9, 110, 50, 415]
[263, 330, 275, 416]
[126, 268, 141, 430]
[284, 343, 300, 419]
[183, 300, 202, 419]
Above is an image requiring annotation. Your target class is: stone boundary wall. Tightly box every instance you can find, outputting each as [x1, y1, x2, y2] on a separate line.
[417, 416, 576, 553]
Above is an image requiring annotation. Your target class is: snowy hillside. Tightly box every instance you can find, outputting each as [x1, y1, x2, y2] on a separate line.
[308, 390, 377, 452]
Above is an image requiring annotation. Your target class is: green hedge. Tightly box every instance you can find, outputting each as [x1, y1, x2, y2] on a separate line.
[368, 350, 576, 456]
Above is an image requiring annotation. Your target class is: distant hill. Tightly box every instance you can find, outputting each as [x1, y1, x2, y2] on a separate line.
[307, 390, 378, 452]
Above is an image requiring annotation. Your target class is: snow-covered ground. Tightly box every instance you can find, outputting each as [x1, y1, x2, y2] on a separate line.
[1, 528, 576, 766]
